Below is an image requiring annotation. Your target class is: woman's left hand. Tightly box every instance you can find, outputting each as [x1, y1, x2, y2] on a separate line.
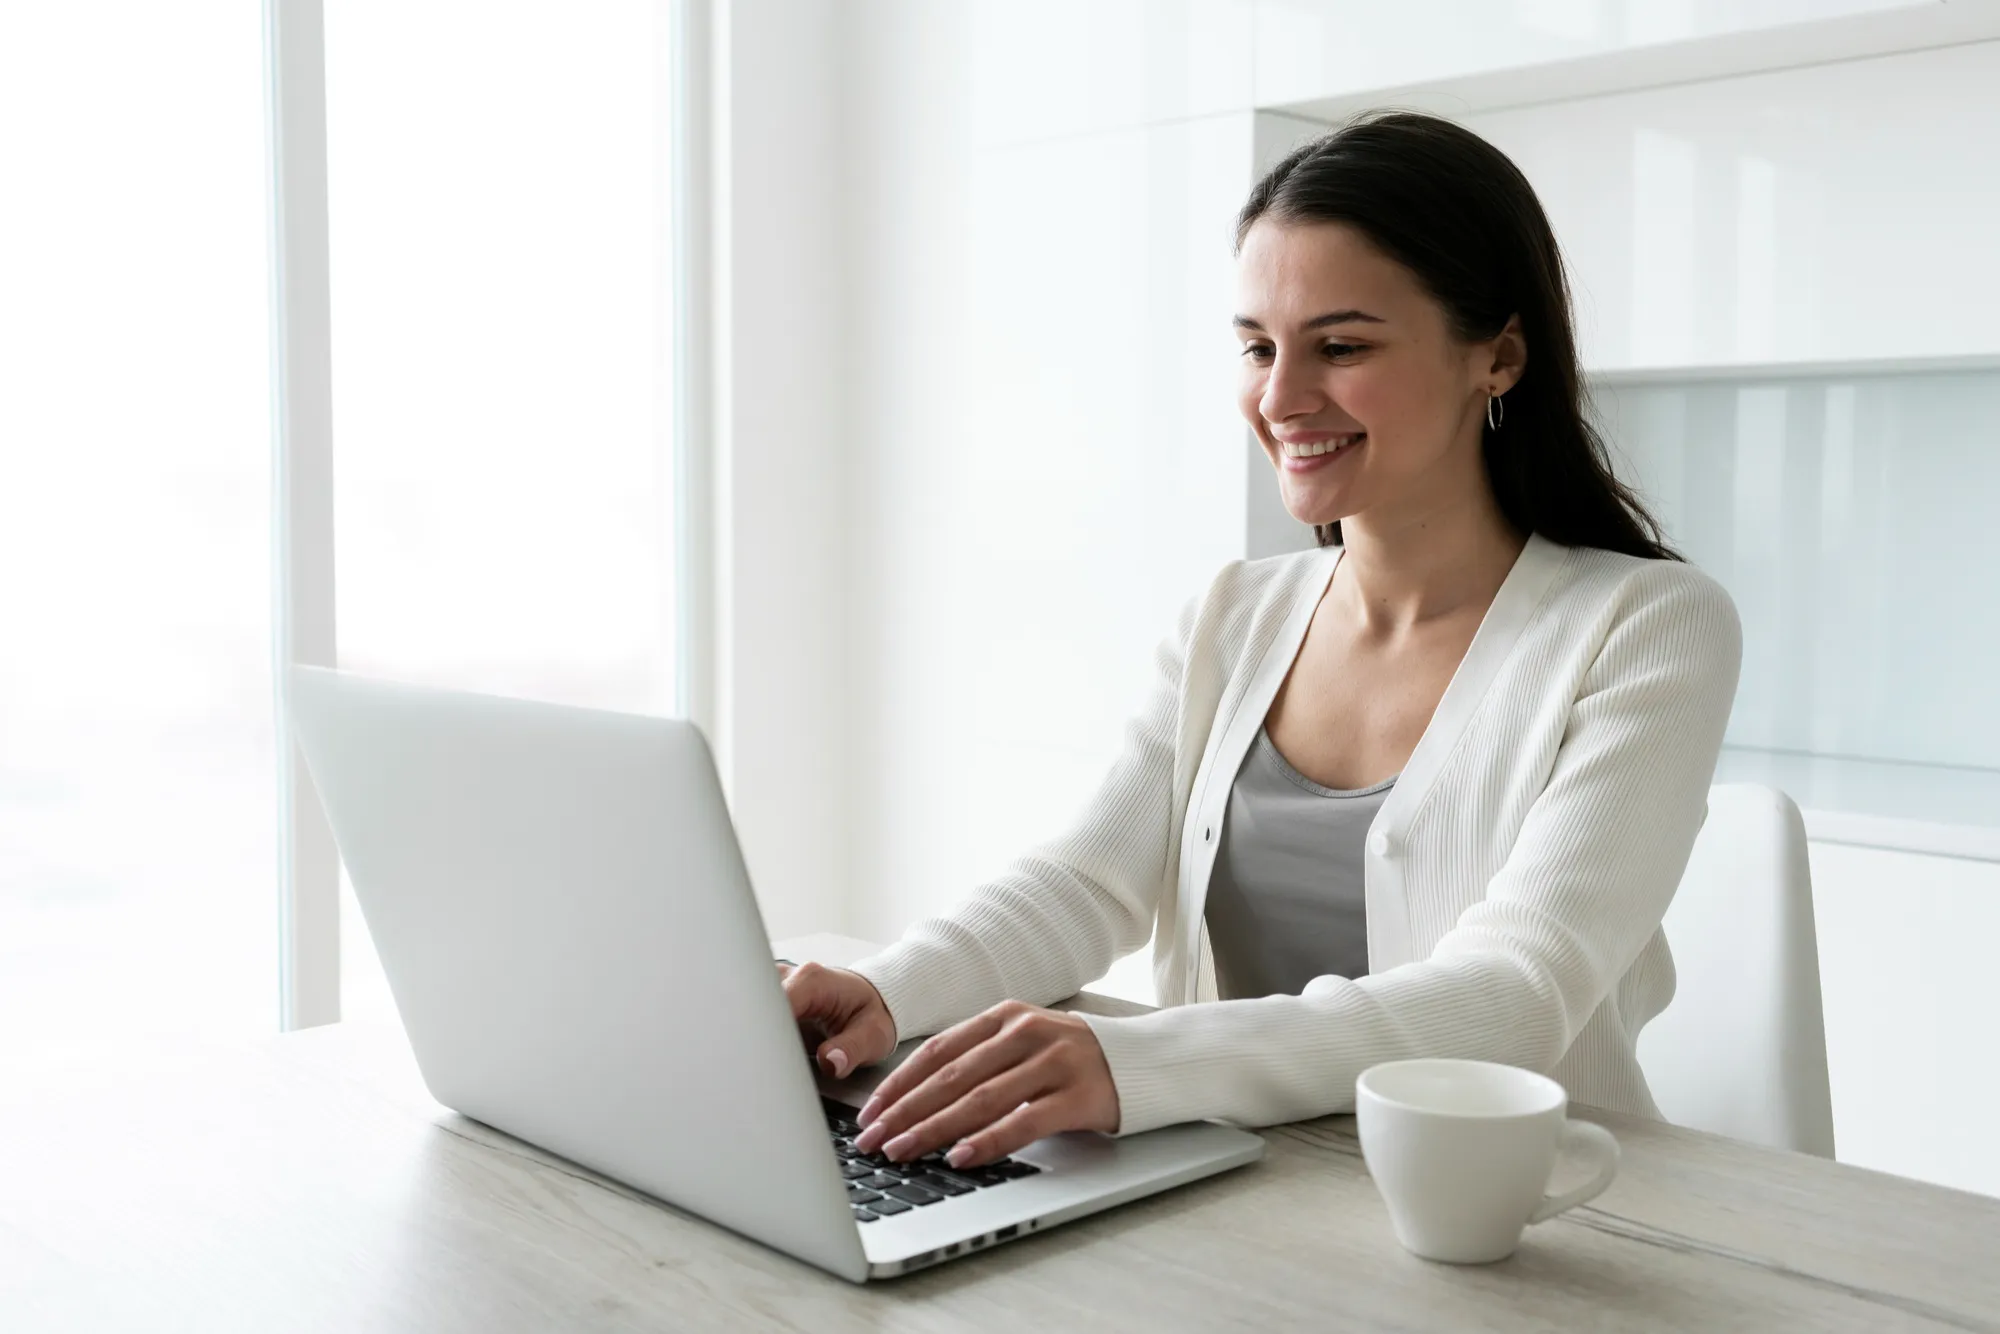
[850, 1000, 1122, 1168]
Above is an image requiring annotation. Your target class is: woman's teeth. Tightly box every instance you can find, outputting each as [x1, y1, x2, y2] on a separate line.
[1280, 434, 1363, 459]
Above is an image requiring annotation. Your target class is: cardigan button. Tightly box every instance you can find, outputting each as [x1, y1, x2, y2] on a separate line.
[1368, 831, 1392, 858]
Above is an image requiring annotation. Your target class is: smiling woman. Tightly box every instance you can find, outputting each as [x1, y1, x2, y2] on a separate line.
[1232, 111, 1674, 560]
[789, 112, 1741, 1169]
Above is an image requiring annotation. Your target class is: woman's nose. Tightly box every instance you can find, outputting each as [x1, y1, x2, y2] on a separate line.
[1259, 349, 1325, 423]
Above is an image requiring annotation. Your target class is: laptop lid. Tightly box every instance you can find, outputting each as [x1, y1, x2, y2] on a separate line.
[285, 665, 868, 1282]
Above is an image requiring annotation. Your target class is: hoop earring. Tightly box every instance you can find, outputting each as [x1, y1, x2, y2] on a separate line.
[1486, 391, 1505, 431]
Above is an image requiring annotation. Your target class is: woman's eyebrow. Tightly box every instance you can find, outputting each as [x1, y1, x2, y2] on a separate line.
[1232, 309, 1386, 332]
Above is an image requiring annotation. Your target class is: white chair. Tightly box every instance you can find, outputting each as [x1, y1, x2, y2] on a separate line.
[1636, 783, 1836, 1157]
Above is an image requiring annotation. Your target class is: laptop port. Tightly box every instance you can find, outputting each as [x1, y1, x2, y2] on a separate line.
[996, 1224, 1018, 1240]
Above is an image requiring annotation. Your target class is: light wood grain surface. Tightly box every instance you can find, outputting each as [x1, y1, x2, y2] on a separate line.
[2, 933, 1995, 1332]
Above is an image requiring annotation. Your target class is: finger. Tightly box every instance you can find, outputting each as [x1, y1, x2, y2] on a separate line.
[783, 963, 842, 1050]
[854, 1020, 1042, 1155]
[815, 1037, 851, 1079]
[940, 1093, 1064, 1169]
[875, 1056, 1062, 1164]
[815, 1014, 886, 1079]
[855, 1006, 1010, 1129]
[781, 962, 890, 1077]
[781, 960, 841, 1023]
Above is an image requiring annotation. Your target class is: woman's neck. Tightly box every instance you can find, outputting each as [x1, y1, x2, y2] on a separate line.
[1333, 492, 1527, 637]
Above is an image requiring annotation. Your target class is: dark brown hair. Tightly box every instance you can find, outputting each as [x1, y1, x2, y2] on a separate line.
[1237, 110, 1679, 560]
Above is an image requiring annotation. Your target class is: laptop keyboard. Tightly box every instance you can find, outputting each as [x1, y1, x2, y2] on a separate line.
[823, 1096, 1041, 1223]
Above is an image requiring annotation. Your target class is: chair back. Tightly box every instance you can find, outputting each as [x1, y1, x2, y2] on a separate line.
[1638, 783, 1835, 1156]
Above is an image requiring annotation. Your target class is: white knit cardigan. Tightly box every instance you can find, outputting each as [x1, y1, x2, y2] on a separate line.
[847, 532, 1743, 1138]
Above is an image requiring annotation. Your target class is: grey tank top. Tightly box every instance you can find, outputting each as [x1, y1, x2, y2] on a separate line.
[1204, 727, 1397, 1000]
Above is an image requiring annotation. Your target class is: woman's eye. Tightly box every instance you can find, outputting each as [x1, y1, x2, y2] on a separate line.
[1238, 342, 1363, 361]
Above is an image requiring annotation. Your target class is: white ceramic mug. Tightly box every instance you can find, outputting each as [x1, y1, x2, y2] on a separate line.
[1356, 1058, 1620, 1264]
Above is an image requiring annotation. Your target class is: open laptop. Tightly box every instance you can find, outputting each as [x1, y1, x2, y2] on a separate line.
[285, 666, 1264, 1282]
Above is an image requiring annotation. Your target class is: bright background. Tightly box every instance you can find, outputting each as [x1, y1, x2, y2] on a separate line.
[0, 0, 675, 1050]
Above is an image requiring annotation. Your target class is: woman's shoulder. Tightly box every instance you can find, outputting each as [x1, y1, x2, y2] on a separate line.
[1193, 546, 1332, 621]
[1218, 544, 1334, 599]
[1547, 539, 1737, 622]
[1539, 538, 1742, 674]
[1164, 546, 1333, 667]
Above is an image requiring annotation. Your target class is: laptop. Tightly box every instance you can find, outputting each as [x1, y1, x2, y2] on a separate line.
[285, 666, 1265, 1282]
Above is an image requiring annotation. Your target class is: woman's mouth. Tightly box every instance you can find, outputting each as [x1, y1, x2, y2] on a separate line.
[1276, 432, 1364, 472]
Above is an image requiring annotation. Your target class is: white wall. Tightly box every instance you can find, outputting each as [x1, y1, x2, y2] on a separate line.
[839, 2, 1257, 970]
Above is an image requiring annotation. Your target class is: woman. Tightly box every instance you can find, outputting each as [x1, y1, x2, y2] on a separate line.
[781, 111, 1741, 1173]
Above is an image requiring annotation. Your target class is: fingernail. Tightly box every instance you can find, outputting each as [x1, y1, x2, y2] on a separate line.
[857, 1096, 881, 1127]
[947, 1142, 973, 1168]
[854, 1124, 883, 1152]
[827, 1049, 849, 1078]
[884, 1132, 915, 1160]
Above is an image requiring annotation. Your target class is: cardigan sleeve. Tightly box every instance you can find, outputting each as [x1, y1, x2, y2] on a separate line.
[1079, 562, 1743, 1137]
[842, 593, 1200, 1044]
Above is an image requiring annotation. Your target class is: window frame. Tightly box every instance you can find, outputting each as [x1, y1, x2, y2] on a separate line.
[260, 0, 705, 1029]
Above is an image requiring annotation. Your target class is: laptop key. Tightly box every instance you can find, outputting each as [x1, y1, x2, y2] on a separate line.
[913, 1172, 974, 1197]
[852, 1206, 880, 1223]
[859, 1173, 902, 1191]
[867, 1195, 912, 1216]
[847, 1186, 884, 1206]
[953, 1166, 1012, 1187]
[885, 1182, 944, 1206]
[839, 1161, 873, 1180]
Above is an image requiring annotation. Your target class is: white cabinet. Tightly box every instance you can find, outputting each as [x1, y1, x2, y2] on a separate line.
[1464, 40, 2000, 371]
[1594, 366, 2000, 861]
[1808, 842, 2000, 1198]
[1251, 0, 1928, 107]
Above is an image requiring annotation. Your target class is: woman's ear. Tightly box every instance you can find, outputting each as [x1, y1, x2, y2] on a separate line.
[1487, 313, 1528, 395]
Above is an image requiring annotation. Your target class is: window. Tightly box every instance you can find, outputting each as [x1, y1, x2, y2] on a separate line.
[0, 4, 277, 1058]
[0, 1, 681, 1045]
[322, 1, 676, 1019]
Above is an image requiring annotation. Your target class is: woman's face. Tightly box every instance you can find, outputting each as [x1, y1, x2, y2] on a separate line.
[1233, 219, 1518, 534]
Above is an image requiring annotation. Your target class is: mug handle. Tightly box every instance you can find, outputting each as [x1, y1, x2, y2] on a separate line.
[1527, 1120, 1620, 1225]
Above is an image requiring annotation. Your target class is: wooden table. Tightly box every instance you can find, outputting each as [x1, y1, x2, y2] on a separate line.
[4, 933, 1996, 1332]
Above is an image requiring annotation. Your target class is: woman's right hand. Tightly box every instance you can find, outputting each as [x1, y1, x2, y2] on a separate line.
[778, 960, 898, 1080]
